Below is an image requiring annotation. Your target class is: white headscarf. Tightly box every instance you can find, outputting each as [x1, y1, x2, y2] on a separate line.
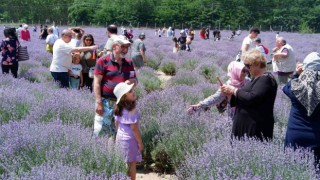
[291, 52, 320, 116]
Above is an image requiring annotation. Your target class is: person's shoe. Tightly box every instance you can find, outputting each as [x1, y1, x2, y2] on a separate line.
[267, 61, 272, 64]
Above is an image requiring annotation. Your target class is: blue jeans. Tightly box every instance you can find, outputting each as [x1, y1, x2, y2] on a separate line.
[94, 98, 116, 137]
[51, 72, 69, 88]
[69, 77, 80, 89]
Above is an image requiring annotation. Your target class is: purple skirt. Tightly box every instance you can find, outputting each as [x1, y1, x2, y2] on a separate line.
[116, 138, 142, 163]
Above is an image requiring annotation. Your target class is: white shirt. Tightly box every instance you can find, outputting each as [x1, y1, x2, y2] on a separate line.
[52, 26, 59, 37]
[50, 39, 73, 72]
[70, 63, 82, 76]
[241, 36, 255, 52]
[46, 34, 58, 45]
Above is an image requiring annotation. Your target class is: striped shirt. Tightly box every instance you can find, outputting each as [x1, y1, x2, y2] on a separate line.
[94, 54, 136, 99]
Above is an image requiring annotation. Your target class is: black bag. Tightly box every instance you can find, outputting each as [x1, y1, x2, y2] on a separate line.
[17, 41, 29, 61]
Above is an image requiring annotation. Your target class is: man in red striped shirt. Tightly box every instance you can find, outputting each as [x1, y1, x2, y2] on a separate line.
[93, 35, 137, 136]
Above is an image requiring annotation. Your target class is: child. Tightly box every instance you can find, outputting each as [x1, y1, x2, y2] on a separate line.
[172, 37, 179, 53]
[113, 82, 143, 180]
[254, 38, 268, 58]
[69, 52, 83, 89]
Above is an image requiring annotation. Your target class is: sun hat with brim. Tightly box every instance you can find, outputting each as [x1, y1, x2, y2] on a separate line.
[113, 82, 134, 104]
[112, 35, 131, 46]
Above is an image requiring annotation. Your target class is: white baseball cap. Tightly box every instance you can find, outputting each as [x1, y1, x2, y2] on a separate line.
[112, 35, 131, 46]
[113, 82, 134, 104]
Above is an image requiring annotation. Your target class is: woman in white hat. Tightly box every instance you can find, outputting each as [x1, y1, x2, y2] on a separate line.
[20, 24, 30, 41]
[113, 82, 143, 180]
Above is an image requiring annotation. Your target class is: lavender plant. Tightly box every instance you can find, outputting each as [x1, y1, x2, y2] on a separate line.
[0, 120, 127, 178]
[1, 27, 320, 179]
[137, 67, 162, 92]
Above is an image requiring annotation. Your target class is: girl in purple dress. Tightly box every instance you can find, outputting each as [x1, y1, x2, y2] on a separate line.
[113, 82, 143, 180]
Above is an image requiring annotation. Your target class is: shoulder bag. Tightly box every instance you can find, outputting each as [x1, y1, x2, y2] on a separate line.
[17, 41, 29, 61]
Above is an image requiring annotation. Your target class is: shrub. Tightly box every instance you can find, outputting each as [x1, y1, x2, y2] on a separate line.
[160, 62, 176, 75]
[177, 138, 317, 179]
[137, 68, 162, 92]
[200, 65, 218, 83]
[168, 71, 198, 86]
[182, 59, 198, 71]
[145, 58, 161, 70]
[0, 120, 127, 178]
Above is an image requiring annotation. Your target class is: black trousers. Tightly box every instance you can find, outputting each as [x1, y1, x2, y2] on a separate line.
[1, 62, 19, 78]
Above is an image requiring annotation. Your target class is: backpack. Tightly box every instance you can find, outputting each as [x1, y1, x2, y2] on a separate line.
[261, 44, 269, 55]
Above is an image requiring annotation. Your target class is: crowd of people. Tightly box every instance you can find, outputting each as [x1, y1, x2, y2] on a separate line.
[1, 24, 319, 179]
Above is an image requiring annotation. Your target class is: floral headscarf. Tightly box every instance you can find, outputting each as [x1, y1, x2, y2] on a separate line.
[291, 52, 320, 116]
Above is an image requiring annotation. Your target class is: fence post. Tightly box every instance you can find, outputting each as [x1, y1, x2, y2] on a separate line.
[238, 25, 240, 30]
[260, 25, 261, 31]
[82, 21, 84, 26]
[155, 23, 156, 29]
[60, 21, 62, 26]
[137, 22, 139, 28]
[280, 26, 282, 32]
[146, 23, 148, 28]
[218, 22, 220, 30]
[228, 25, 230, 30]
[182, 23, 183, 29]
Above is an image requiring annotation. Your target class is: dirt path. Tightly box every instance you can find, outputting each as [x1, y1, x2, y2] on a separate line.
[136, 70, 175, 179]
[137, 171, 177, 180]
[155, 70, 172, 87]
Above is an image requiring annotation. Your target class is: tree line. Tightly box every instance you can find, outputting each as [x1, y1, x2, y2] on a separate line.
[1, 0, 320, 33]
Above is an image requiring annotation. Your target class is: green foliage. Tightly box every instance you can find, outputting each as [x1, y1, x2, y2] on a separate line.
[169, 72, 198, 87]
[200, 65, 217, 84]
[151, 123, 208, 173]
[299, 21, 314, 33]
[1, 0, 320, 32]
[182, 59, 198, 71]
[137, 69, 162, 92]
[38, 108, 94, 128]
[145, 58, 161, 70]
[0, 102, 31, 125]
[160, 62, 176, 75]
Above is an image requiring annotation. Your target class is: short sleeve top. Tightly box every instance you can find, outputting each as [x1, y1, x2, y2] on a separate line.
[115, 109, 140, 140]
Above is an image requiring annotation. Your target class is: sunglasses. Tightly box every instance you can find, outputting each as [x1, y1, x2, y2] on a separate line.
[244, 63, 252, 70]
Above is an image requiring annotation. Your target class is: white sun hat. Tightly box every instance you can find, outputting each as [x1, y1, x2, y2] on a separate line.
[113, 82, 134, 104]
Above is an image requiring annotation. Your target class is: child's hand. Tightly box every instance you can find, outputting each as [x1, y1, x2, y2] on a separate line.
[80, 82, 83, 87]
[138, 143, 144, 152]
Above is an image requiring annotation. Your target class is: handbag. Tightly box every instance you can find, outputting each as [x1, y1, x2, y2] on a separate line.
[88, 67, 95, 78]
[17, 41, 29, 61]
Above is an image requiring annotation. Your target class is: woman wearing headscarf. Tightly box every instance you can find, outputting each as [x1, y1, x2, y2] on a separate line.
[131, 33, 146, 70]
[221, 49, 278, 141]
[188, 61, 249, 117]
[283, 52, 320, 168]
[1, 27, 19, 78]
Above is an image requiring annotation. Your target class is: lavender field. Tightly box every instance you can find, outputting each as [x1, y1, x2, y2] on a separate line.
[1, 26, 320, 179]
